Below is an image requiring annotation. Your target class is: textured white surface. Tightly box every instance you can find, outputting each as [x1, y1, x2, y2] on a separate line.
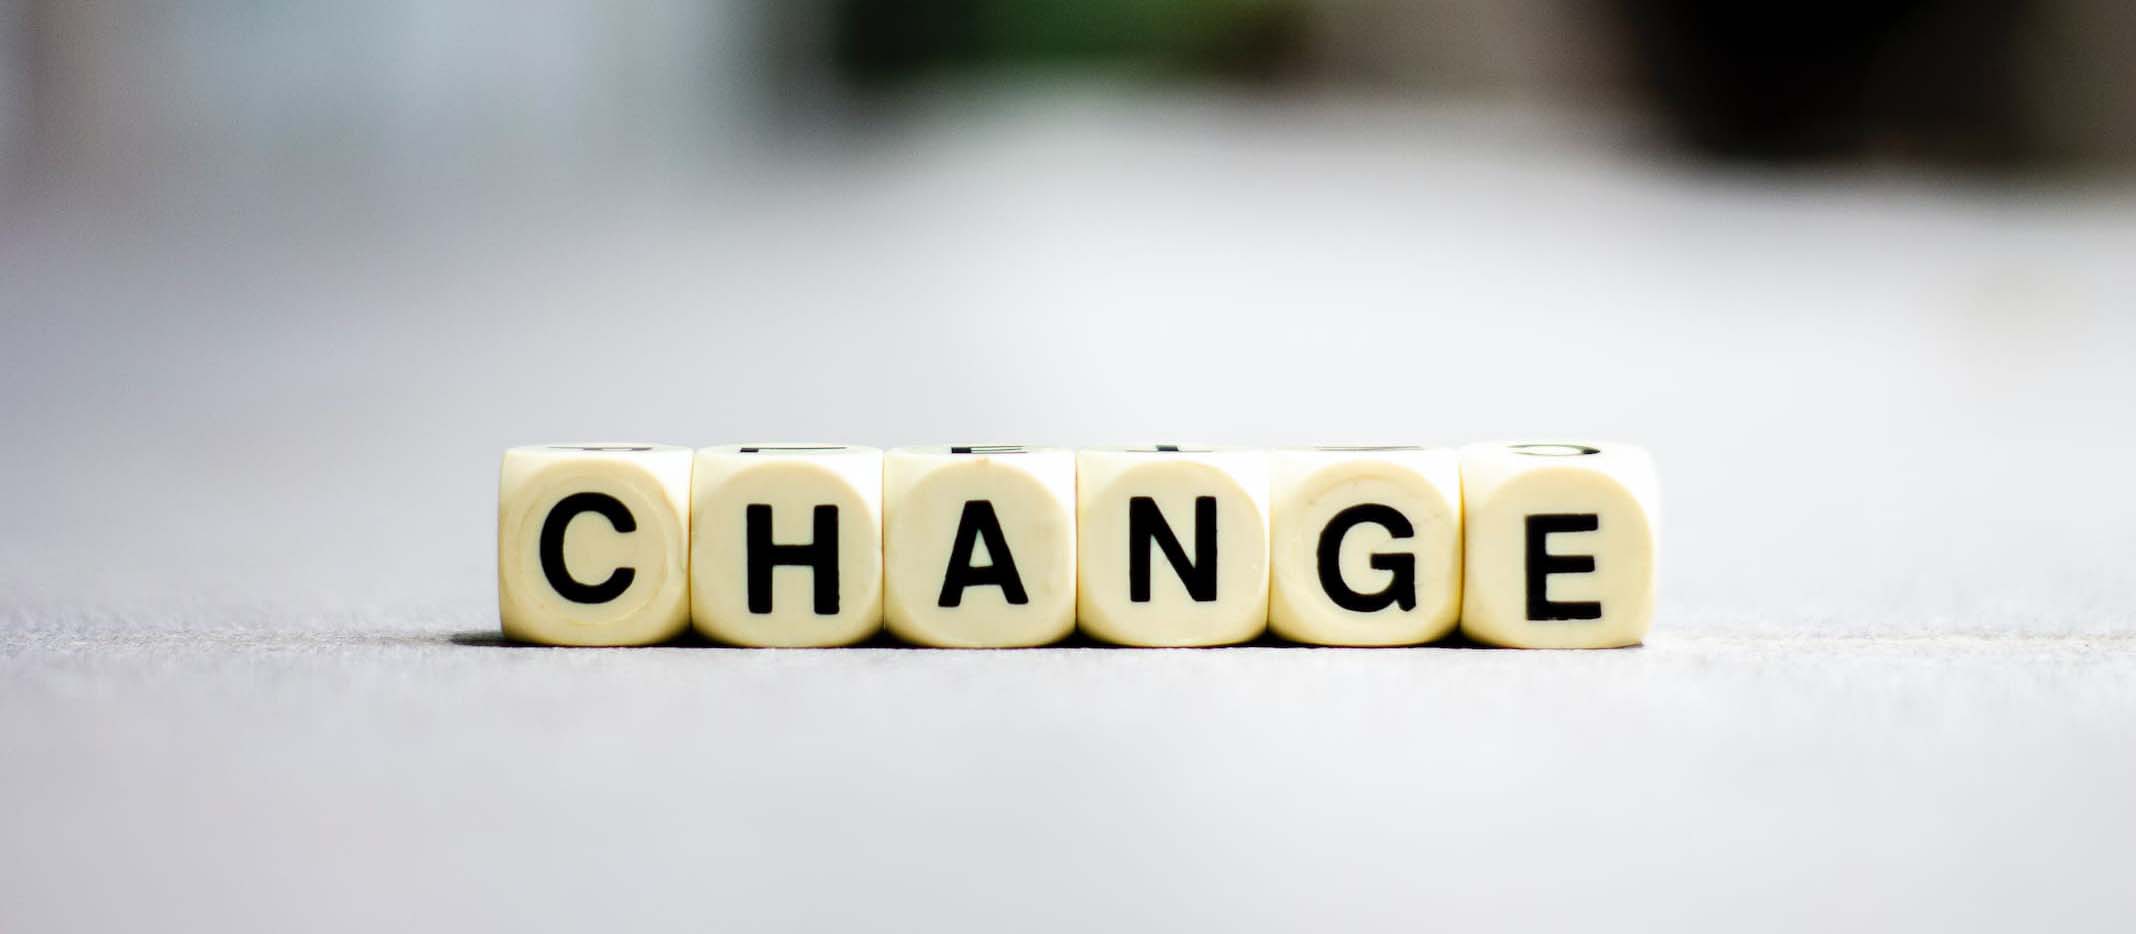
[3, 95, 2135, 930]
[4, 621, 2133, 932]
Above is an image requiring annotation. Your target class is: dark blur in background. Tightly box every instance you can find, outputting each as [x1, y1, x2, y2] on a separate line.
[823, 0, 2136, 169]
[6, 0, 2136, 203]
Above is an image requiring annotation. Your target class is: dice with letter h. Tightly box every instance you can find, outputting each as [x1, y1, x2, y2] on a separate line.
[691, 444, 885, 647]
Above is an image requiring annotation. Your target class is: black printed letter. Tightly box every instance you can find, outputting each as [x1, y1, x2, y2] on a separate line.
[1316, 504, 1416, 613]
[937, 500, 1029, 608]
[539, 492, 637, 604]
[1129, 496, 1218, 602]
[1526, 514, 1601, 621]
[747, 504, 840, 614]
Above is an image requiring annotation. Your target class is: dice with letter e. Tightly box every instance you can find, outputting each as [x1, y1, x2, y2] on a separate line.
[883, 445, 1076, 647]
[1077, 445, 1269, 646]
[498, 444, 693, 646]
[1268, 445, 1462, 646]
[691, 444, 883, 647]
[1460, 442, 1659, 648]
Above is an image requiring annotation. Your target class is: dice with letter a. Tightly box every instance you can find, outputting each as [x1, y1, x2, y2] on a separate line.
[883, 445, 1077, 647]
[497, 444, 693, 646]
[1459, 442, 1659, 649]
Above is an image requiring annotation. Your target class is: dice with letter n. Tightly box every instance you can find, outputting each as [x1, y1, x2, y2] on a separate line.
[1076, 445, 1269, 647]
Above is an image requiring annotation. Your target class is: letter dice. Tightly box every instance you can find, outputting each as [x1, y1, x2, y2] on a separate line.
[691, 444, 884, 647]
[1268, 445, 1462, 646]
[1460, 442, 1659, 648]
[1077, 445, 1269, 646]
[883, 445, 1076, 647]
[498, 444, 693, 646]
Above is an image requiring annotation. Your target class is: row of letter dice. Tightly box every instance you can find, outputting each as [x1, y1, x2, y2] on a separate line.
[499, 443, 1658, 649]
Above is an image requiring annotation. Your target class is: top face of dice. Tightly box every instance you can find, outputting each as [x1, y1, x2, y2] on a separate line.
[1076, 446, 1270, 646]
[690, 444, 884, 647]
[882, 445, 1076, 647]
[1459, 442, 1659, 649]
[498, 444, 693, 646]
[1268, 445, 1463, 646]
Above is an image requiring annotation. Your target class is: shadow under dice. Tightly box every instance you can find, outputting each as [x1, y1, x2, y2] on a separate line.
[1076, 446, 1269, 647]
[883, 445, 1076, 647]
[691, 444, 883, 647]
[1459, 442, 1659, 649]
[1268, 445, 1462, 646]
[497, 444, 693, 646]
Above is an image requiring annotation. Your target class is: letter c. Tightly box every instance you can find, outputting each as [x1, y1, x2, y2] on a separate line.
[539, 492, 638, 604]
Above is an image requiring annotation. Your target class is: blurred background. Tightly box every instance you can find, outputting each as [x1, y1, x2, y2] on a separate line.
[2, 0, 2131, 619]
[3, 4, 2135, 931]
[9, 0, 2136, 190]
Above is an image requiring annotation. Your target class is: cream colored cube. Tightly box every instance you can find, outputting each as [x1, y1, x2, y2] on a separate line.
[498, 444, 693, 646]
[691, 444, 884, 647]
[883, 445, 1076, 647]
[1460, 442, 1659, 649]
[1268, 445, 1462, 646]
[1076, 445, 1269, 646]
